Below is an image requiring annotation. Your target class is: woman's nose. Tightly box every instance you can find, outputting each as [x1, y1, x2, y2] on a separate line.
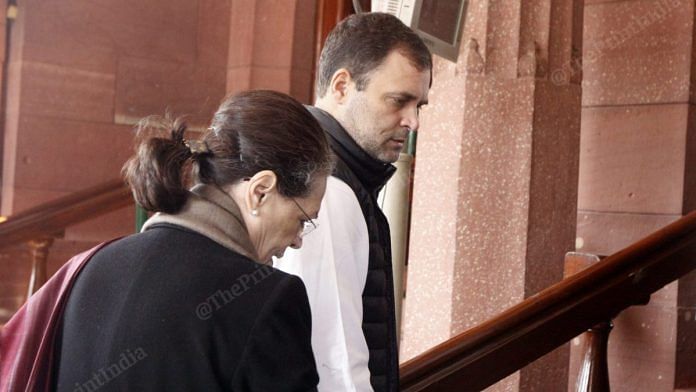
[290, 234, 303, 249]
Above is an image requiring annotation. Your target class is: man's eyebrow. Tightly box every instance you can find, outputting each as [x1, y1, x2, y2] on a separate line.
[386, 92, 428, 105]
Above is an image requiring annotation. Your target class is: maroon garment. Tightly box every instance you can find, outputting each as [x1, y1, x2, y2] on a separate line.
[0, 240, 117, 392]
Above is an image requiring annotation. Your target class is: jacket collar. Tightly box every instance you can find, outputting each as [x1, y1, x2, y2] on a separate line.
[307, 106, 396, 193]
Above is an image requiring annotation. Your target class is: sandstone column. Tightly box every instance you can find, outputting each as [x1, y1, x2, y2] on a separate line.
[226, 0, 317, 102]
[400, 1, 584, 390]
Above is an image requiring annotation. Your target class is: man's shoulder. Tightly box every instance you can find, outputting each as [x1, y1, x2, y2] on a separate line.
[323, 176, 364, 216]
[326, 176, 356, 198]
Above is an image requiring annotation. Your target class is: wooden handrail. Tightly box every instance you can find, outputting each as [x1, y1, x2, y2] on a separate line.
[0, 179, 132, 250]
[400, 210, 696, 392]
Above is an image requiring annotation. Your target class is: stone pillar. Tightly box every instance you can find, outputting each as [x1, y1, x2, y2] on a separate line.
[574, 0, 696, 390]
[226, 0, 317, 103]
[400, 1, 583, 390]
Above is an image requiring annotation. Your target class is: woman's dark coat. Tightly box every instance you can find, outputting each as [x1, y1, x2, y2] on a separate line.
[54, 223, 318, 391]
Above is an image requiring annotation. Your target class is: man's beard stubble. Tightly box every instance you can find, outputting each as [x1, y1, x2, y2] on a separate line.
[343, 97, 398, 164]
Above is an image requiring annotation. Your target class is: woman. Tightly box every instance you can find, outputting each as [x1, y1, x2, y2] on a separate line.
[53, 90, 333, 391]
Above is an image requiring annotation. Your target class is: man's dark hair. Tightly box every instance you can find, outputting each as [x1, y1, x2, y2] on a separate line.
[315, 12, 432, 97]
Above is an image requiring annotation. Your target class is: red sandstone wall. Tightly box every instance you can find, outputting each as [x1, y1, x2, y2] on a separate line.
[227, 0, 316, 102]
[574, 0, 695, 390]
[0, 0, 7, 184]
[0, 0, 231, 322]
[0, 0, 317, 324]
[2, 0, 230, 212]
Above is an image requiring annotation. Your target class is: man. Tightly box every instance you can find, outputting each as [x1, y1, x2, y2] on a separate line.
[275, 12, 432, 392]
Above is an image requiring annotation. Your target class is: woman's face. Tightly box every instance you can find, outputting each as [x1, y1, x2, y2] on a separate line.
[250, 175, 327, 264]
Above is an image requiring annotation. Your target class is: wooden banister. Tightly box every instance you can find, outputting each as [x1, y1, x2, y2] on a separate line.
[0, 179, 132, 250]
[400, 210, 696, 392]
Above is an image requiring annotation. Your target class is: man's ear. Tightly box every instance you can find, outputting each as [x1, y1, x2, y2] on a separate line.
[329, 68, 353, 104]
[245, 170, 278, 213]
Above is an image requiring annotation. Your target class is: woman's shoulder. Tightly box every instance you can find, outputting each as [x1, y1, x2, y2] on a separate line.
[103, 223, 248, 262]
[89, 223, 298, 294]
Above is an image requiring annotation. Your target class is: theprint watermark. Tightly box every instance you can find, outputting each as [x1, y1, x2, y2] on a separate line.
[72, 348, 148, 392]
[551, 0, 681, 85]
[195, 266, 275, 320]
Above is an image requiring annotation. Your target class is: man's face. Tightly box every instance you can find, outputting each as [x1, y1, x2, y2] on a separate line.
[340, 50, 431, 163]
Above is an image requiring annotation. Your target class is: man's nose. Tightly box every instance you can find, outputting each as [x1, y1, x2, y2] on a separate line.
[401, 106, 420, 131]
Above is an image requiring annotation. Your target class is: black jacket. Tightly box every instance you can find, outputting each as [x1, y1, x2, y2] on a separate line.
[307, 106, 399, 392]
[54, 223, 318, 392]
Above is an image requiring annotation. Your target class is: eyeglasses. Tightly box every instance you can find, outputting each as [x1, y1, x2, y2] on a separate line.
[290, 198, 318, 237]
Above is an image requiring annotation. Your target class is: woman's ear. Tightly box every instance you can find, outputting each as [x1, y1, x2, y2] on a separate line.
[245, 170, 278, 214]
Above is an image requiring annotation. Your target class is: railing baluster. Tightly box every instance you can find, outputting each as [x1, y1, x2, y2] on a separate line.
[575, 321, 613, 392]
[25, 237, 55, 299]
[565, 253, 612, 392]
